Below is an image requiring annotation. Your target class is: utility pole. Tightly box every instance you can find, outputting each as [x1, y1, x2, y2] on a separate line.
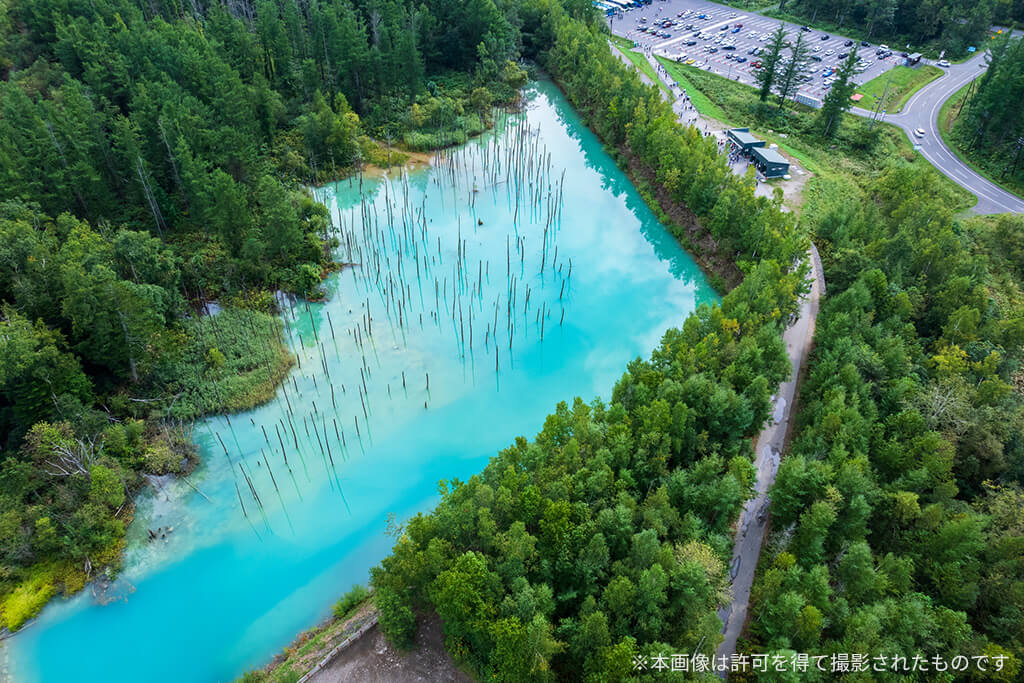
[1003, 136, 1024, 179]
[869, 67, 895, 129]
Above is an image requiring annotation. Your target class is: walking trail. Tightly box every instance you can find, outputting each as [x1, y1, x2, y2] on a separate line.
[611, 39, 826, 673]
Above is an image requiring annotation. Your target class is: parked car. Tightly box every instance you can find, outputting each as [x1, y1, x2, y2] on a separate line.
[732, 27, 741, 33]
[751, 60, 762, 68]
[801, 25, 812, 31]
[838, 52, 849, 59]
[686, 58, 696, 64]
[685, 40, 697, 46]
[722, 44, 736, 50]
[825, 49, 835, 55]
[844, 40, 854, 47]
[810, 55, 823, 62]
[734, 56, 747, 63]
[861, 40, 870, 46]
[820, 34, 830, 40]
[708, 46, 718, 52]
[734, 23, 743, 27]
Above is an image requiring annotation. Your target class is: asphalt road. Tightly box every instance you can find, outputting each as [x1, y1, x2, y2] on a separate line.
[609, 0, 1024, 215]
[852, 52, 1024, 214]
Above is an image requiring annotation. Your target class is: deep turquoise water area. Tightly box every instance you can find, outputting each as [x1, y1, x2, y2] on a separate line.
[6, 80, 716, 683]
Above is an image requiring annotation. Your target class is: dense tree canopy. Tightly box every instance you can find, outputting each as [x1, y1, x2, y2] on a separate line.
[0, 0, 529, 629]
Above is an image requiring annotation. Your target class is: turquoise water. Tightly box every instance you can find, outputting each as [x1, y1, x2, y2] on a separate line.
[5, 81, 716, 683]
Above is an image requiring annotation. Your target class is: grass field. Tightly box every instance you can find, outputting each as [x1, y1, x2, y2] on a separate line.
[854, 65, 943, 114]
[609, 37, 672, 97]
[646, 58, 974, 213]
[657, 57, 734, 125]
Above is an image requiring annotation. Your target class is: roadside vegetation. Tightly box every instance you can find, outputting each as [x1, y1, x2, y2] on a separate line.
[853, 64, 942, 114]
[943, 32, 1024, 200]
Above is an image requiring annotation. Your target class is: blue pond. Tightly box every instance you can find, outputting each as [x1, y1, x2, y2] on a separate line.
[6, 80, 716, 682]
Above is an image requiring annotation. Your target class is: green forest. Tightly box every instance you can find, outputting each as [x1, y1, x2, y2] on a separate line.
[0, 0, 526, 630]
[2, 0, 1023, 678]
[948, 31, 1024, 196]
[367, 4, 1024, 683]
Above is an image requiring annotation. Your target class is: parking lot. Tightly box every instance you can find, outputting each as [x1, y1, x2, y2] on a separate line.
[607, 0, 912, 104]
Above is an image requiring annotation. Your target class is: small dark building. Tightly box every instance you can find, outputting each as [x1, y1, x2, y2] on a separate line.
[727, 128, 790, 178]
[727, 127, 765, 152]
[750, 146, 790, 178]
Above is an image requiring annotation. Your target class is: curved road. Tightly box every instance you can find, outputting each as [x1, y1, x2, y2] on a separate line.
[851, 50, 1024, 214]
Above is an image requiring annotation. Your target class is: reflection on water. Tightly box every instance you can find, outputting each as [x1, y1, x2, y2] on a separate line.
[6, 80, 717, 683]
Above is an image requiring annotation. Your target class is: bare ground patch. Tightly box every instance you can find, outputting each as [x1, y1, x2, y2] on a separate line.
[309, 611, 470, 683]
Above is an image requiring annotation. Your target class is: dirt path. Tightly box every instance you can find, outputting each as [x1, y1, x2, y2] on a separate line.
[714, 243, 824, 672]
[612, 41, 810, 210]
[308, 612, 470, 683]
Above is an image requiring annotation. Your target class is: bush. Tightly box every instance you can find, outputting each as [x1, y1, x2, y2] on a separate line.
[374, 585, 416, 649]
[332, 584, 370, 621]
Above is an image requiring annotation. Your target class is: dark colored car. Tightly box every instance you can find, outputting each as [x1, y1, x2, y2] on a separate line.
[751, 60, 762, 68]
[708, 46, 718, 52]
[722, 44, 736, 50]
[838, 52, 848, 59]
[685, 40, 697, 46]
[735, 23, 743, 27]
[725, 53, 734, 60]
[810, 55, 822, 61]
[734, 56, 747, 63]
[801, 25, 811, 31]
[820, 34, 830, 40]
[844, 40, 854, 47]
[720, 25, 729, 31]
[861, 40, 869, 46]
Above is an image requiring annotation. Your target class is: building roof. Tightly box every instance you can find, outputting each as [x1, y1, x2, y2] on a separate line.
[908, 52, 922, 60]
[751, 146, 790, 166]
[728, 128, 762, 147]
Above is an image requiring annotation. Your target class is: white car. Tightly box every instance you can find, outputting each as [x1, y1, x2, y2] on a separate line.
[914, 128, 926, 138]
[825, 49, 834, 56]
[812, 45, 821, 52]
[937, 59, 950, 67]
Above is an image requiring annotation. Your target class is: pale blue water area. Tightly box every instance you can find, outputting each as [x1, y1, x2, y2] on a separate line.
[6, 80, 717, 682]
